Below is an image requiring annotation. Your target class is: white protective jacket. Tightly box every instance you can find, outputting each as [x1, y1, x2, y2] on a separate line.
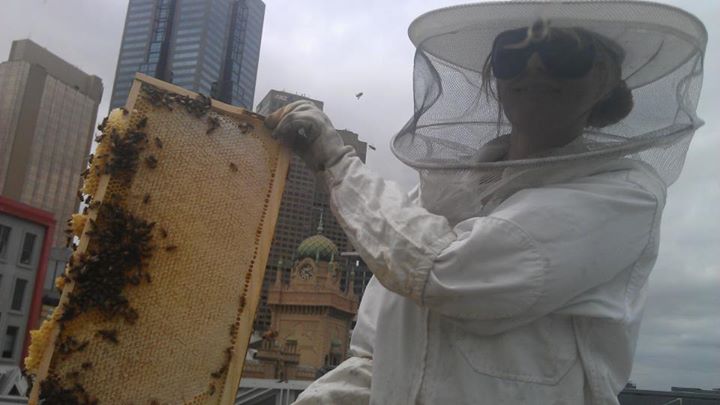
[294, 150, 666, 405]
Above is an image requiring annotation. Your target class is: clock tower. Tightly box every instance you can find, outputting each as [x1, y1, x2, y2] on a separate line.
[265, 221, 358, 376]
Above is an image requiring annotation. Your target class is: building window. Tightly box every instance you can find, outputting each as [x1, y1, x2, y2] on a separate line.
[2, 326, 19, 358]
[0, 225, 10, 259]
[19, 232, 37, 265]
[11, 278, 28, 311]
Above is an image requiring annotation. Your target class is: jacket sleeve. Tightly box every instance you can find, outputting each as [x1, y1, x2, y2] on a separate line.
[323, 155, 662, 331]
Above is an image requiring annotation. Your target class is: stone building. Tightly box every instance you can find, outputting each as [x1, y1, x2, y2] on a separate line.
[242, 223, 358, 380]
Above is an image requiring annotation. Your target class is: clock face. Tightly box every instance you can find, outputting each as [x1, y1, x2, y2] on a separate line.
[299, 264, 314, 280]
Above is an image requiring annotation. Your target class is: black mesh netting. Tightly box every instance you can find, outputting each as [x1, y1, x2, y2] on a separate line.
[390, 1, 706, 224]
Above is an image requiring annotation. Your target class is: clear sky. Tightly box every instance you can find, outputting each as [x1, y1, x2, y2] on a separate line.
[1, 0, 717, 391]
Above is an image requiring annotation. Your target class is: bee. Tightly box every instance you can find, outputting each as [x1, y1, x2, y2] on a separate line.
[137, 117, 148, 129]
[165, 244, 177, 252]
[208, 383, 216, 396]
[81, 362, 93, 370]
[97, 117, 108, 132]
[238, 122, 254, 134]
[121, 107, 129, 115]
[124, 308, 139, 324]
[96, 329, 118, 344]
[154, 137, 163, 149]
[229, 163, 238, 172]
[77, 190, 84, 201]
[159, 227, 168, 238]
[207, 116, 221, 134]
[143, 193, 151, 204]
[145, 155, 158, 169]
[66, 371, 80, 380]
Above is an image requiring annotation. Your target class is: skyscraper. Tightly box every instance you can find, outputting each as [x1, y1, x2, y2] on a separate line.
[110, 0, 264, 110]
[0, 39, 103, 248]
[254, 90, 368, 331]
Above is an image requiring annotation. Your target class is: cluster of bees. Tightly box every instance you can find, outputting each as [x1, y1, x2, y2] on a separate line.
[60, 201, 155, 325]
[39, 375, 96, 405]
[27, 82, 272, 404]
[141, 83, 211, 117]
[32, 103, 160, 404]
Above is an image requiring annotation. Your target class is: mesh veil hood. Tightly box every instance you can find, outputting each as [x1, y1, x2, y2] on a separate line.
[390, 1, 707, 223]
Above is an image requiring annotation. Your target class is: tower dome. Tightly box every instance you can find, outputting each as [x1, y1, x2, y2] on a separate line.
[296, 234, 338, 262]
[296, 211, 339, 262]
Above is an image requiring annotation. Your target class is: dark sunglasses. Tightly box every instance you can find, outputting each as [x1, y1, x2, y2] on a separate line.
[491, 27, 596, 80]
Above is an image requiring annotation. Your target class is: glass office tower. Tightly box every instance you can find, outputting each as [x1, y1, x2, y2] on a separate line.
[110, 0, 265, 110]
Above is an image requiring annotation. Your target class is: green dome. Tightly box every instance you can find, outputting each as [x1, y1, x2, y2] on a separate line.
[297, 234, 338, 262]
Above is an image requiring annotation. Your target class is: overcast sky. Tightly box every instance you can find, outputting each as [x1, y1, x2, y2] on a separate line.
[1, 0, 718, 391]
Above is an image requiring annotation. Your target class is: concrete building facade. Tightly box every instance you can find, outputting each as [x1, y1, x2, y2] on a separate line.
[0, 39, 103, 248]
[0, 197, 55, 369]
[110, 0, 265, 110]
[254, 90, 368, 332]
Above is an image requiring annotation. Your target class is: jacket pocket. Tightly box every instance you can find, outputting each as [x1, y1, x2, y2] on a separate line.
[453, 315, 578, 385]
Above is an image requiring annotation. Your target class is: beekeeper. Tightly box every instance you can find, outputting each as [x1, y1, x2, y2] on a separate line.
[265, 1, 707, 404]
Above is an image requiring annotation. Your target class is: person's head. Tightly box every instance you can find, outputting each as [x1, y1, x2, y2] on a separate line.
[482, 22, 633, 139]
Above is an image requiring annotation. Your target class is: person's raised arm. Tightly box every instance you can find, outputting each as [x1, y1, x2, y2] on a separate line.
[266, 102, 664, 335]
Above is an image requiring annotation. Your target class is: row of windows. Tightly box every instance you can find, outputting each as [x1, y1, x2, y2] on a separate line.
[175, 43, 200, 52]
[121, 41, 147, 51]
[127, 9, 152, 20]
[125, 25, 151, 36]
[1, 325, 19, 360]
[179, 3, 207, 14]
[176, 27, 202, 37]
[0, 224, 37, 266]
[0, 275, 29, 312]
[124, 33, 151, 43]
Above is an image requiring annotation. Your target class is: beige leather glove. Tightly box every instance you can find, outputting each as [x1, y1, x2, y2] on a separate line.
[265, 100, 353, 171]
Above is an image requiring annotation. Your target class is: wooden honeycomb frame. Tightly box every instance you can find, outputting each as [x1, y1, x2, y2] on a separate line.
[26, 74, 290, 404]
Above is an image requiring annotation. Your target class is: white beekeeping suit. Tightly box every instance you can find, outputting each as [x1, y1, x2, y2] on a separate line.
[265, 1, 707, 404]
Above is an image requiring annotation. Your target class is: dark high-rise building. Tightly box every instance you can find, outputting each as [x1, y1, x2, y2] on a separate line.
[110, 0, 264, 110]
[254, 91, 368, 331]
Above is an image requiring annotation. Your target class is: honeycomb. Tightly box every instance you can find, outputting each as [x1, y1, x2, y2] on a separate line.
[25, 74, 290, 404]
